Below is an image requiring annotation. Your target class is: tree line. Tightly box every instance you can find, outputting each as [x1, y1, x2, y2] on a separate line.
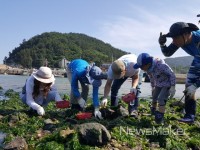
[4, 32, 127, 68]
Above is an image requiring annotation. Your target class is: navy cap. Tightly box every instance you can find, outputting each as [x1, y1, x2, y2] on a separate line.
[165, 22, 199, 38]
[134, 53, 153, 69]
[84, 66, 107, 85]
[89, 66, 107, 80]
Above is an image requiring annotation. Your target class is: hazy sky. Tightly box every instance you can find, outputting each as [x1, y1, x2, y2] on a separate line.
[1, 0, 200, 64]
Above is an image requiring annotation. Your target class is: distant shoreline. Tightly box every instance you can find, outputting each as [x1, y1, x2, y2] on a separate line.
[0, 64, 65, 77]
[0, 64, 187, 84]
[175, 74, 186, 84]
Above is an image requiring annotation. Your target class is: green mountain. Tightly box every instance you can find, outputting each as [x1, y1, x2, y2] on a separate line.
[4, 32, 127, 68]
[164, 56, 193, 74]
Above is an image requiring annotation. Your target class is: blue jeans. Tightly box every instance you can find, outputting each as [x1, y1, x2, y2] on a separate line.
[66, 65, 89, 104]
[20, 90, 61, 107]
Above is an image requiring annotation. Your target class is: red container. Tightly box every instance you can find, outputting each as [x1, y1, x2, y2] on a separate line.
[56, 100, 70, 108]
[122, 93, 136, 104]
[76, 112, 92, 120]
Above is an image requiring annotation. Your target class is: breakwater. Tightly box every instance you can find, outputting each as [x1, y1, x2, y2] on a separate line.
[0, 64, 186, 83]
[0, 65, 66, 77]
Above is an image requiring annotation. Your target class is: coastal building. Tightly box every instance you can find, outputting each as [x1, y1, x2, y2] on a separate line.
[59, 58, 69, 68]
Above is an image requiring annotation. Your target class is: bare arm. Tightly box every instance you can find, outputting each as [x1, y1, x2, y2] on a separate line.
[103, 79, 113, 98]
[131, 74, 139, 88]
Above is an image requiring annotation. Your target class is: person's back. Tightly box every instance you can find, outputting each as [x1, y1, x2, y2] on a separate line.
[107, 54, 139, 79]
[68, 59, 89, 77]
[147, 58, 176, 88]
[181, 30, 200, 64]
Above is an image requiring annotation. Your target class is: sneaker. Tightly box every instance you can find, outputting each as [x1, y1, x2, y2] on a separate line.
[178, 114, 195, 123]
[155, 111, 164, 124]
[150, 107, 156, 115]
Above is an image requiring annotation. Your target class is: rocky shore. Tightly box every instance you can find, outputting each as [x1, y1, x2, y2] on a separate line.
[0, 88, 200, 149]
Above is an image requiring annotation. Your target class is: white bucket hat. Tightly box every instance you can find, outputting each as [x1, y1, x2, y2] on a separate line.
[32, 66, 55, 83]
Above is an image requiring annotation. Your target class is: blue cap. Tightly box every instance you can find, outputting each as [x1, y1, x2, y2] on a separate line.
[134, 53, 153, 69]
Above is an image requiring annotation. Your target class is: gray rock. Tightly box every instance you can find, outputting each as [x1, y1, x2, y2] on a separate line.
[44, 119, 54, 124]
[4, 137, 28, 150]
[119, 106, 129, 117]
[0, 132, 6, 147]
[76, 122, 111, 146]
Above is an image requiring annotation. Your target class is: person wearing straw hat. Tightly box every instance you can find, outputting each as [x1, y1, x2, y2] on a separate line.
[101, 54, 142, 117]
[20, 66, 63, 116]
[66, 59, 107, 119]
[159, 22, 200, 123]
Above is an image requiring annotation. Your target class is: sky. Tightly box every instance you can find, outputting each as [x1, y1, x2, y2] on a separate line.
[0, 0, 200, 64]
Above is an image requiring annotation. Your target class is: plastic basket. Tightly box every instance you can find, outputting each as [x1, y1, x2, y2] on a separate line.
[122, 93, 136, 104]
[56, 100, 70, 108]
[76, 112, 92, 120]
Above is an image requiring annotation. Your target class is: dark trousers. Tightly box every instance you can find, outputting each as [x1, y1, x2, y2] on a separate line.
[111, 77, 141, 112]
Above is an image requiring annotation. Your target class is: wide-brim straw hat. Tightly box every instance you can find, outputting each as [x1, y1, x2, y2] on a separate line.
[32, 66, 55, 83]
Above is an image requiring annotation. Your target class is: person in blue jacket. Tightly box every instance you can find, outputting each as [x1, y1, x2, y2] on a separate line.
[158, 22, 199, 123]
[66, 59, 107, 119]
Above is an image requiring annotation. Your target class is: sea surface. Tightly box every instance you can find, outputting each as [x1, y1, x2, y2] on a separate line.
[1, 74, 200, 99]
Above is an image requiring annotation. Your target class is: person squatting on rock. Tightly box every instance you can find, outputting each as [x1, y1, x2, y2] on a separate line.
[134, 53, 176, 124]
[101, 54, 143, 117]
[66, 59, 107, 119]
[20, 66, 63, 116]
[159, 22, 199, 123]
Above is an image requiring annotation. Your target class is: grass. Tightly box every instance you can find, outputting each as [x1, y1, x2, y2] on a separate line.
[0, 89, 200, 149]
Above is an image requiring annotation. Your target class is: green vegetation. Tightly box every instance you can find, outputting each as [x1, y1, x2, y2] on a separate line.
[0, 90, 200, 149]
[4, 32, 127, 68]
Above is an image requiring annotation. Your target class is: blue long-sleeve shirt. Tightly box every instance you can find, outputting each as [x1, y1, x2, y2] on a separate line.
[68, 59, 100, 107]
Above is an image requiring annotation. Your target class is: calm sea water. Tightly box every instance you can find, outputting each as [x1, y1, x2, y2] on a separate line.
[1, 74, 200, 99]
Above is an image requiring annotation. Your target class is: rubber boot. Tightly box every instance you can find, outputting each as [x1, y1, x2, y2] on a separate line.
[155, 111, 164, 124]
[179, 99, 196, 123]
[150, 107, 156, 115]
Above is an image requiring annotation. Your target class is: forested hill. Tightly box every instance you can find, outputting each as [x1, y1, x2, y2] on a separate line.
[4, 32, 127, 68]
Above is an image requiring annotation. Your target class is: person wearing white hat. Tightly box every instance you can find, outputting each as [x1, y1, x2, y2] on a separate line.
[20, 66, 62, 116]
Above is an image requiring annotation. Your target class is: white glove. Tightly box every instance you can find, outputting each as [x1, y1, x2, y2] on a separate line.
[94, 108, 103, 119]
[78, 97, 86, 108]
[185, 85, 197, 96]
[101, 98, 108, 107]
[169, 86, 176, 98]
[130, 87, 137, 94]
[37, 107, 45, 116]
